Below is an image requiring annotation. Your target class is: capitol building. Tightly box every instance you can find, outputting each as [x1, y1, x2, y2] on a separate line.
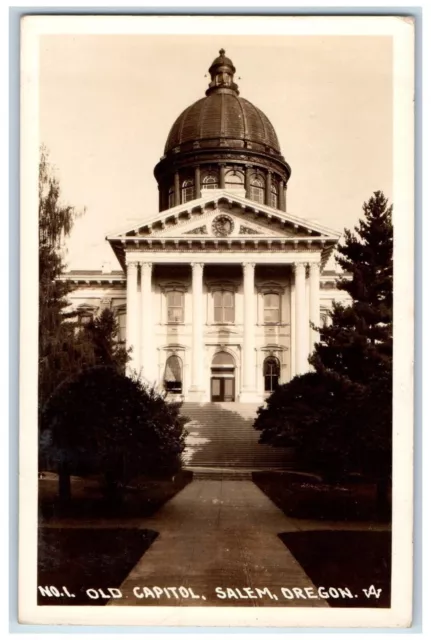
[64, 49, 349, 405]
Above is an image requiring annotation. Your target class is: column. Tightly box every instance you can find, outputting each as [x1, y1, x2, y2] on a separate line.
[240, 262, 257, 402]
[194, 165, 201, 199]
[219, 164, 226, 189]
[189, 262, 205, 399]
[265, 170, 272, 206]
[245, 165, 252, 198]
[294, 262, 308, 375]
[126, 260, 139, 374]
[309, 262, 321, 355]
[278, 180, 285, 211]
[174, 171, 180, 206]
[140, 261, 153, 383]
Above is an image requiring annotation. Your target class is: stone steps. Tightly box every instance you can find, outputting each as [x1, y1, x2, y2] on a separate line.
[181, 402, 296, 470]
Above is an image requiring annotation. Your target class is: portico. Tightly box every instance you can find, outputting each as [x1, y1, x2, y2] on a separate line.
[120, 198, 330, 403]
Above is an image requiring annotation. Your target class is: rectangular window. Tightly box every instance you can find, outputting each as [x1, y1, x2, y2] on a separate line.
[167, 291, 184, 323]
[264, 293, 281, 323]
[118, 312, 126, 342]
[213, 290, 235, 324]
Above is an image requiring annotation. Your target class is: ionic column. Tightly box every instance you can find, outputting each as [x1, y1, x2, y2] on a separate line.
[309, 262, 321, 355]
[194, 165, 201, 199]
[278, 180, 285, 211]
[140, 262, 153, 383]
[245, 165, 252, 198]
[126, 260, 139, 374]
[240, 262, 257, 401]
[219, 164, 226, 189]
[189, 263, 205, 399]
[174, 171, 180, 206]
[265, 170, 272, 206]
[294, 262, 308, 375]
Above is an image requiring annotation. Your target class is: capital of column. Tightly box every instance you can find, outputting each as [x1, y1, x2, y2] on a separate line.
[242, 262, 256, 271]
[293, 262, 307, 273]
[309, 262, 321, 275]
[127, 260, 139, 271]
[191, 262, 204, 272]
[140, 261, 153, 274]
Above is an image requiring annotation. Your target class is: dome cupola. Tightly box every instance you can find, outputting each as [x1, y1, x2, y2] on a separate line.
[154, 49, 291, 212]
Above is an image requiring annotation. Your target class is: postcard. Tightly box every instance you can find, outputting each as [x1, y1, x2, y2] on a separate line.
[19, 14, 415, 628]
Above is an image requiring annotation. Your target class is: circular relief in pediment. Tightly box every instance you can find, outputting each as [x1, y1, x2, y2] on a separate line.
[212, 215, 234, 237]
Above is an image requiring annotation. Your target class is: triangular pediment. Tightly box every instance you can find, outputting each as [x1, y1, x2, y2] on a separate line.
[107, 190, 341, 241]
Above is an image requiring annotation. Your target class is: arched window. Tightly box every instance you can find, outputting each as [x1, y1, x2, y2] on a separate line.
[164, 355, 183, 394]
[168, 185, 175, 209]
[263, 356, 280, 392]
[270, 181, 278, 209]
[250, 174, 265, 204]
[166, 290, 184, 324]
[263, 293, 281, 323]
[181, 179, 194, 203]
[225, 170, 244, 190]
[213, 290, 235, 323]
[202, 172, 219, 189]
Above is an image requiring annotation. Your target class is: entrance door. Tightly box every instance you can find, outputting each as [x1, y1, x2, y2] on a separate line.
[211, 377, 235, 402]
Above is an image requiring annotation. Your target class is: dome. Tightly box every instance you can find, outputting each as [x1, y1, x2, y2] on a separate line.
[154, 49, 291, 213]
[164, 93, 281, 155]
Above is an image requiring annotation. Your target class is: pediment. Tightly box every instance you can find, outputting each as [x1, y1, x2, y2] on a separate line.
[107, 191, 340, 242]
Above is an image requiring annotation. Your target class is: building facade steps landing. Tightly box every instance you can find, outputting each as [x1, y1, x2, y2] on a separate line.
[181, 402, 296, 470]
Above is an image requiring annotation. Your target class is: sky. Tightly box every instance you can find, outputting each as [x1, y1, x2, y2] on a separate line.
[39, 34, 393, 271]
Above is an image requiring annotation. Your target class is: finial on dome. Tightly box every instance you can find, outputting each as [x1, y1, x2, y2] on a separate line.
[206, 48, 239, 96]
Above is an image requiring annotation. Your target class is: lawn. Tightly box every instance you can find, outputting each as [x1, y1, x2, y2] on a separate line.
[253, 471, 391, 521]
[38, 527, 158, 606]
[39, 470, 193, 521]
[279, 530, 391, 608]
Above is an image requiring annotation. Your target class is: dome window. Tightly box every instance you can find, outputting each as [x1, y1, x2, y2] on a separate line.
[225, 170, 244, 190]
[250, 175, 265, 204]
[181, 179, 194, 204]
[202, 172, 219, 190]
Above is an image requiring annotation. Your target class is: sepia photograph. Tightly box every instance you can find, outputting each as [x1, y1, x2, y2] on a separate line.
[19, 15, 414, 628]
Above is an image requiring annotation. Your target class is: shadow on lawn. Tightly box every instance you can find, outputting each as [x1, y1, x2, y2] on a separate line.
[38, 470, 193, 521]
[279, 530, 391, 608]
[38, 527, 158, 606]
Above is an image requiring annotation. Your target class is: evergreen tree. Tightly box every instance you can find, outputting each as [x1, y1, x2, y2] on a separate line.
[255, 192, 393, 499]
[310, 191, 393, 383]
[81, 308, 130, 372]
[38, 147, 83, 409]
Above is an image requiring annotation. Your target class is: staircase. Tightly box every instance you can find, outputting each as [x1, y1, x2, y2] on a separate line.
[181, 402, 296, 476]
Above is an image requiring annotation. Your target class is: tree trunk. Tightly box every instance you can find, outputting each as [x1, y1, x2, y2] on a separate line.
[58, 462, 71, 502]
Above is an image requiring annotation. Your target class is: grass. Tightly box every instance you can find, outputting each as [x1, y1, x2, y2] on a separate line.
[279, 530, 391, 608]
[38, 470, 193, 521]
[253, 471, 391, 522]
[38, 527, 158, 606]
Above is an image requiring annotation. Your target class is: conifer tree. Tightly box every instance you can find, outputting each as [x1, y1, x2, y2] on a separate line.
[310, 190, 393, 383]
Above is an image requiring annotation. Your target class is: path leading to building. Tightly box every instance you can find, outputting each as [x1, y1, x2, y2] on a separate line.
[111, 480, 327, 608]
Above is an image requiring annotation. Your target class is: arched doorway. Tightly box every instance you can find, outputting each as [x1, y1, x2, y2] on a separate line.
[211, 351, 235, 402]
[263, 356, 280, 393]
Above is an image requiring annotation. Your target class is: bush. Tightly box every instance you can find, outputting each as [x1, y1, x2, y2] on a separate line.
[40, 366, 187, 499]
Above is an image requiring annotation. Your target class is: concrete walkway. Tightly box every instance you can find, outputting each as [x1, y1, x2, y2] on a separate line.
[111, 480, 328, 608]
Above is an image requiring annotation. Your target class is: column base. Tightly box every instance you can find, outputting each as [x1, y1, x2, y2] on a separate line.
[238, 389, 260, 403]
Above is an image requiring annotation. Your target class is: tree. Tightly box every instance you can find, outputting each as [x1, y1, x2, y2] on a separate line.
[255, 192, 393, 498]
[38, 147, 83, 408]
[40, 366, 187, 502]
[310, 190, 393, 383]
[81, 308, 129, 373]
